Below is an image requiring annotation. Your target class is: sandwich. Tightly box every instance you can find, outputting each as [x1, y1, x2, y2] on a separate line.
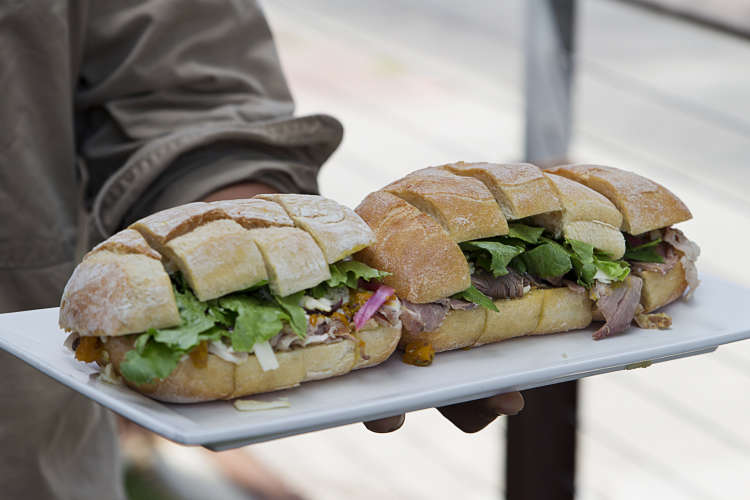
[59, 195, 402, 402]
[354, 162, 699, 364]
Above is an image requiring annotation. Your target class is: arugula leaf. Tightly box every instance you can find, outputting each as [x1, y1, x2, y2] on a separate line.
[275, 291, 307, 337]
[460, 240, 524, 277]
[452, 285, 499, 312]
[119, 336, 184, 385]
[507, 223, 545, 244]
[624, 238, 664, 263]
[219, 296, 289, 352]
[519, 241, 572, 278]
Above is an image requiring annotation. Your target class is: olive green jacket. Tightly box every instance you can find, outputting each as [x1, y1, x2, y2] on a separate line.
[0, 1, 341, 498]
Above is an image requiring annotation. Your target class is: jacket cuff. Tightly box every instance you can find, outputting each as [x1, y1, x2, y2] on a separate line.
[124, 151, 318, 223]
[90, 114, 343, 240]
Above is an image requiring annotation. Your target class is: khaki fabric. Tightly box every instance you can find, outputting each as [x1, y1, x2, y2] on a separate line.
[0, 1, 341, 499]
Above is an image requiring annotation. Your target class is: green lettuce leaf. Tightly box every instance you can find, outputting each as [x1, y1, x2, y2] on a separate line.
[452, 285, 499, 312]
[311, 261, 390, 298]
[624, 238, 665, 263]
[460, 240, 524, 277]
[519, 241, 572, 278]
[509, 257, 527, 274]
[594, 258, 630, 281]
[507, 223, 545, 244]
[330, 261, 391, 288]
[147, 285, 216, 350]
[275, 291, 307, 337]
[206, 300, 233, 327]
[119, 335, 184, 385]
[219, 296, 289, 352]
[565, 239, 597, 287]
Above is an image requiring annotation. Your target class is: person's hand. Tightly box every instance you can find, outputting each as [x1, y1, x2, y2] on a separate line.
[363, 391, 525, 433]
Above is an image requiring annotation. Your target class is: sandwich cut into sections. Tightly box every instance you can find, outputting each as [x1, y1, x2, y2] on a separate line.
[59, 196, 402, 403]
[356, 162, 700, 362]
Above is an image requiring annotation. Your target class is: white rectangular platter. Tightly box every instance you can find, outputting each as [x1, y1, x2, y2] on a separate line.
[1, 274, 748, 451]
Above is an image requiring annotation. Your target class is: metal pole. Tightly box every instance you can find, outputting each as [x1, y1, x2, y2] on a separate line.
[523, 0, 576, 166]
[506, 2, 578, 499]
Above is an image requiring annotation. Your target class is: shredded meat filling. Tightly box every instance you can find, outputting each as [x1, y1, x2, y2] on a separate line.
[663, 227, 701, 299]
[592, 275, 643, 340]
[630, 244, 679, 275]
[400, 298, 476, 334]
[471, 269, 528, 299]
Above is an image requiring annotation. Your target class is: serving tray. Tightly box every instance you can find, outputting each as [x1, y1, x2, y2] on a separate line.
[1, 273, 747, 451]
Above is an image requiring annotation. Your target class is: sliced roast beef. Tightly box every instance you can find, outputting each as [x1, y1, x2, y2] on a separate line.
[471, 269, 528, 299]
[663, 227, 701, 299]
[562, 279, 586, 294]
[400, 301, 449, 333]
[373, 301, 402, 327]
[399, 296, 477, 333]
[592, 275, 643, 340]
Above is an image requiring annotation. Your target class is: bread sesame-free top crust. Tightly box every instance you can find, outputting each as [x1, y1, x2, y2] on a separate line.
[542, 173, 623, 229]
[209, 199, 294, 229]
[247, 226, 331, 298]
[443, 162, 562, 220]
[355, 191, 471, 303]
[384, 167, 508, 242]
[258, 194, 376, 264]
[130, 202, 229, 245]
[547, 164, 692, 235]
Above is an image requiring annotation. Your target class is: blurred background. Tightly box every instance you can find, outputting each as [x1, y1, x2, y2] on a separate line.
[123, 1, 750, 498]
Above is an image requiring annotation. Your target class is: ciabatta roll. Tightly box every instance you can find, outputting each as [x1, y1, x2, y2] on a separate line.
[355, 162, 699, 362]
[60, 196, 401, 403]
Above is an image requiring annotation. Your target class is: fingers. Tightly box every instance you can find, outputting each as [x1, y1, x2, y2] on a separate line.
[438, 392, 525, 433]
[362, 392, 525, 434]
[485, 391, 525, 416]
[363, 414, 406, 433]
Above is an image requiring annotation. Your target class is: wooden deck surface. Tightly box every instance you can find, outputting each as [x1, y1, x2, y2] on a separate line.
[219, 1, 750, 498]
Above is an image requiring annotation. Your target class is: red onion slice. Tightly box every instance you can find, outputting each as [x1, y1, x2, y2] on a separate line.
[353, 284, 395, 331]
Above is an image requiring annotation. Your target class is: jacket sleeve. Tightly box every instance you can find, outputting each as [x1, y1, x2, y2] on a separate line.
[75, 0, 342, 241]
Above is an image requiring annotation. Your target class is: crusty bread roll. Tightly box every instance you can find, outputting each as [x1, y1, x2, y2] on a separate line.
[547, 164, 692, 235]
[60, 195, 401, 402]
[360, 162, 696, 357]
